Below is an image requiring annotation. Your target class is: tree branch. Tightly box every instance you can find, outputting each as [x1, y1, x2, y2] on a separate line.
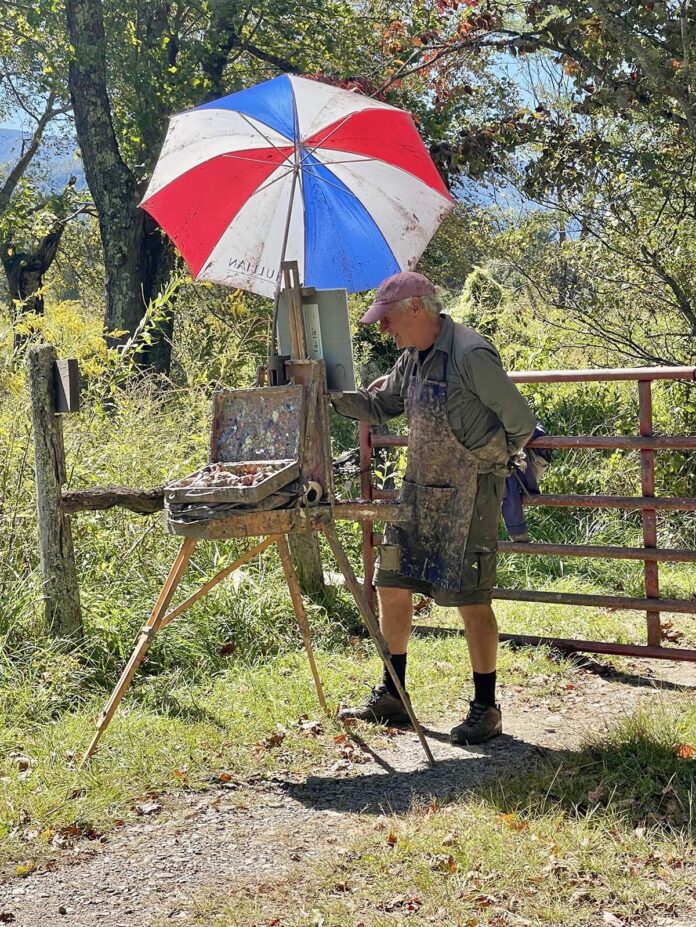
[0, 92, 60, 216]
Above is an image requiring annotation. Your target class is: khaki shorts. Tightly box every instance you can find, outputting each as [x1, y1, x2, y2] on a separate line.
[374, 549, 496, 607]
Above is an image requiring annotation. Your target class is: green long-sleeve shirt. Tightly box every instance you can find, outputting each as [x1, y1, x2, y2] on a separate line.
[332, 314, 535, 460]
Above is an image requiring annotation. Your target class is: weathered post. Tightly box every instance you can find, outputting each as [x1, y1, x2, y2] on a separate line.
[27, 344, 83, 641]
[288, 531, 326, 597]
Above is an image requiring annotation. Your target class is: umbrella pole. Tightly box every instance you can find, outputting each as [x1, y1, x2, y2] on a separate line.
[269, 165, 301, 383]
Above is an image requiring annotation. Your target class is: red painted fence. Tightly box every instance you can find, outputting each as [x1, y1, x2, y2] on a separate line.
[359, 366, 696, 662]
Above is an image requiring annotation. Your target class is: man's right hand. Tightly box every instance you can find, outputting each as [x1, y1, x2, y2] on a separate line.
[367, 375, 388, 393]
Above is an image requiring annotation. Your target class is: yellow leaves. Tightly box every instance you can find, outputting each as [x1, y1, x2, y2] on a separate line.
[496, 812, 529, 831]
[15, 861, 37, 877]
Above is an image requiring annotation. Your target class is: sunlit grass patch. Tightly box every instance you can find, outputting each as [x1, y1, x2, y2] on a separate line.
[0, 632, 580, 872]
[190, 698, 696, 927]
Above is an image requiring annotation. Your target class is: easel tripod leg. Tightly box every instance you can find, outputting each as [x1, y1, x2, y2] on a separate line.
[82, 537, 197, 763]
[322, 525, 435, 767]
[277, 534, 328, 713]
[158, 536, 276, 633]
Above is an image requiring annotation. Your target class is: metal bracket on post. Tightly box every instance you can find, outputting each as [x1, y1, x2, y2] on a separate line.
[53, 358, 81, 414]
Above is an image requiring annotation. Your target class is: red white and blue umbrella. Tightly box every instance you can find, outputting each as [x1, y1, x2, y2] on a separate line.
[140, 75, 454, 298]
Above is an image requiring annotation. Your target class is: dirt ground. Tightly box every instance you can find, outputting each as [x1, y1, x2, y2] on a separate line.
[2, 656, 696, 927]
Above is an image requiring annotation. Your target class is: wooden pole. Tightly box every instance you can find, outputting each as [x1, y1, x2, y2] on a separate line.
[158, 536, 276, 632]
[82, 537, 197, 763]
[277, 534, 328, 712]
[27, 344, 83, 642]
[322, 524, 435, 766]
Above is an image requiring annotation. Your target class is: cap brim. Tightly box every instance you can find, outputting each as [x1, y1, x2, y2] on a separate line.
[359, 300, 390, 324]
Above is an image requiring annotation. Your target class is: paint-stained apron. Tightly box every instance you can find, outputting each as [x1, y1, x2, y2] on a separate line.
[383, 362, 480, 591]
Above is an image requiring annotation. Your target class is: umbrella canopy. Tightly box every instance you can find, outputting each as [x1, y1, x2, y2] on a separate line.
[141, 75, 454, 298]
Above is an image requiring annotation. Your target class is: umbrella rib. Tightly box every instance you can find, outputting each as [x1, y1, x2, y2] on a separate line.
[305, 156, 376, 166]
[221, 152, 295, 167]
[237, 111, 292, 158]
[299, 113, 358, 165]
[299, 164, 364, 201]
[246, 162, 298, 199]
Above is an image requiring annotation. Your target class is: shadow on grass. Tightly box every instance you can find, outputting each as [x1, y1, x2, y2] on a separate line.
[500, 723, 696, 838]
[280, 720, 696, 838]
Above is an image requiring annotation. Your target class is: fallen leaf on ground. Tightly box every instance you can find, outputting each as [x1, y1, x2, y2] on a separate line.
[673, 742, 695, 759]
[660, 622, 684, 644]
[431, 853, 458, 873]
[377, 895, 421, 913]
[135, 801, 162, 816]
[497, 812, 529, 831]
[294, 717, 323, 736]
[602, 912, 624, 926]
[255, 728, 287, 753]
[8, 752, 32, 771]
[387, 830, 398, 847]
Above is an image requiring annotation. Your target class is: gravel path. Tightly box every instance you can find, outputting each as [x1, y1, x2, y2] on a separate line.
[2, 657, 696, 927]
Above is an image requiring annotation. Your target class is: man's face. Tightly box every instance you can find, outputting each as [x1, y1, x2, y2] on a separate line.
[379, 299, 421, 349]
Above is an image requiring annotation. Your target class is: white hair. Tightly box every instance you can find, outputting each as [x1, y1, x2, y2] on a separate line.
[393, 288, 443, 318]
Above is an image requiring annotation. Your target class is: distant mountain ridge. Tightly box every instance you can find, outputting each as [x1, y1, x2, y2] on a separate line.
[0, 127, 86, 192]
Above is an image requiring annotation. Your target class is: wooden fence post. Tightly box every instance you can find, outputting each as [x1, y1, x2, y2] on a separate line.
[27, 344, 83, 641]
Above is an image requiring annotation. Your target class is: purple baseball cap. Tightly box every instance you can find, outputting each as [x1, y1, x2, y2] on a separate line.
[360, 271, 436, 324]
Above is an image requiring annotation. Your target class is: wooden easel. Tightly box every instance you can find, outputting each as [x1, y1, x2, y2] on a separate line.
[83, 265, 435, 767]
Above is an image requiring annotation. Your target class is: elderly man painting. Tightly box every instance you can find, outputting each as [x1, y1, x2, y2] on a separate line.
[331, 271, 535, 744]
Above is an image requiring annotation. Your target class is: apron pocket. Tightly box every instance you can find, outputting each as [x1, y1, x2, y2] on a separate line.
[403, 480, 458, 558]
[396, 480, 468, 589]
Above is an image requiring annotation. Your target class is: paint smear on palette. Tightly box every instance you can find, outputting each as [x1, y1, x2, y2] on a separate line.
[210, 385, 305, 464]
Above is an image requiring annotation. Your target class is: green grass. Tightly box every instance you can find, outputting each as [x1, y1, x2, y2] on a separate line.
[182, 698, 696, 926]
[0, 633, 571, 862]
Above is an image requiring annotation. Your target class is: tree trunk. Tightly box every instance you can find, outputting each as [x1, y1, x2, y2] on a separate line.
[66, 0, 175, 373]
[140, 215, 176, 372]
[27, 344, 83, 642]
[287, 531, 326, 598]
[2, 224, 67, 351]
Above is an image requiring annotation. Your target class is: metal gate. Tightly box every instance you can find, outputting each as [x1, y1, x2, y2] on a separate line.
[359, 366, 696, 661]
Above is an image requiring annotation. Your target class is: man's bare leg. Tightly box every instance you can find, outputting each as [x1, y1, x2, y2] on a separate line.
[378, 586, 414, 652]
[337, 586, 413, 724]
[450, 603, 502, 745]
[457, 604, 498, 673]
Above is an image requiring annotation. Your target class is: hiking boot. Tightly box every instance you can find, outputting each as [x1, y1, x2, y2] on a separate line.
[338, 685, 411, 726]
[449, 700, 502, 745]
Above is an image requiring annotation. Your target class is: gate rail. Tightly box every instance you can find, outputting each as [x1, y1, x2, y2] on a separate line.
[359, 366, 696, 662]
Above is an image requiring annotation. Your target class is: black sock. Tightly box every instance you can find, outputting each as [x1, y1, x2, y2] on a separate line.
[473, 670, 497, 707]
[383, 652, 407, 697]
